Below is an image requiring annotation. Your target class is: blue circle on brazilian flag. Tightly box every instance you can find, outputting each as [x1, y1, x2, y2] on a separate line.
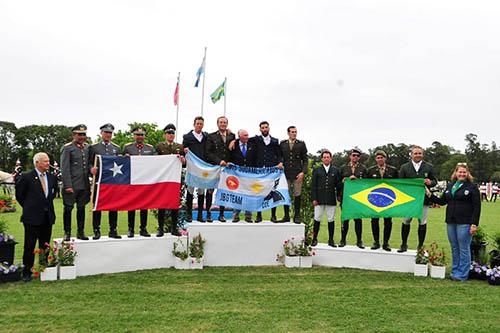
[367, 187, 396, 207]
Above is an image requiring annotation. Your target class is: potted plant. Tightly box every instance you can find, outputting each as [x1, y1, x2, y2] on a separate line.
[36, 243, 59, 281]
[428, 242, 446, 279]
[297, 241, 315, 268]
[470, 226, 488, 262]
[486, 266, 500, 286]
[469, 250, 489, 280]
[0, 216, 17, 265]
[489, 232, 500, 268]
[172, 238, 189, 269]
[0, 262, 22, 283]
[0, 194, 16, 213]
[57, 240, 77, 280]
[189, 233, 206, 269]
[281, 238, 300, 268]
[414, 247, 429, 277]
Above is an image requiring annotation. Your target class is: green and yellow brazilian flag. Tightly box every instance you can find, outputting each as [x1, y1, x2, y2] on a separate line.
[341, 178, 426, 220]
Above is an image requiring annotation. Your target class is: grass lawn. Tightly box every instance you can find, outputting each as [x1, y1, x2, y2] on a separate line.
[1, 200, 499, 332]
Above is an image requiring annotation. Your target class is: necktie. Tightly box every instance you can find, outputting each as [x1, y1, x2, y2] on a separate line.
[40, 173, 47, 197]
[241, 144, 247, 157]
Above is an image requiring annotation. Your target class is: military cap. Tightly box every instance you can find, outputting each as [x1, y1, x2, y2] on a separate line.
[375, 150, 387, 158]
[100, 123, 115, 132]
[132, 127, 146, 135]
[350, 148, 362, 155]
[72, 124, 87, 134]
[163, 123, 176, 134]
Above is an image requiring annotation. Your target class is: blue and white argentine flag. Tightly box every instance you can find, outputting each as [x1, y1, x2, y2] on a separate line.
[185, 151, 221, 189]
[214, 164, 291, 212]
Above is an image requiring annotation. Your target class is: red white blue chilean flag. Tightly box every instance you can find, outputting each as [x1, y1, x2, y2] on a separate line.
[94, 155, 182, 211]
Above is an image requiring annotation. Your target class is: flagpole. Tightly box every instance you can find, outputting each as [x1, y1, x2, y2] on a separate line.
[223, 77, 227, 117]
[201, 46, 207, 116]
[175, 72, 180, 139]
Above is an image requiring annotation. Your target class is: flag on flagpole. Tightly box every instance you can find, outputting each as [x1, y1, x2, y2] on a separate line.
[185, 151, 221, 189]
[173, 75, 180, 106]
[210, 78, 226, 103]
[94, 155, 182, 211]
[194, 55, 206, 87]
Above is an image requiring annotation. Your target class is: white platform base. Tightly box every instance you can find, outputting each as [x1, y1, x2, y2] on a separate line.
[313, 244, 417, 273]
[55, 235, 186, 277]
[188, 221, 304, 266]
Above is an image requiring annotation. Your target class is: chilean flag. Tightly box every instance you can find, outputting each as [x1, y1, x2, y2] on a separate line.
[94, 155, 182, 211]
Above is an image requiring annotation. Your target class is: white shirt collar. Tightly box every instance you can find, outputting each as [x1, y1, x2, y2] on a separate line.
[192, 130, 203, 142]
[323, 164, 330, 173]
[262, 135, 271, 145]
[412, 160, 422, 172]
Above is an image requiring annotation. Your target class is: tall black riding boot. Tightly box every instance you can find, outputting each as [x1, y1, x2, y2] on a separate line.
[280, 205, 291, 222]
[398, 224, 411, 252]
[218, 206, 226, 222]
[170, 209, 181, 236]
[197, 194, 205, 222]
[293, 196, 301, 223]
[128, 210, 135, 237]
[328, 221, 336, 247]
[63, 205, 73, 241]
[383, 218, 392, 251]
[205, 191, 213, 222]
[255, 212, 262, 223]
[270, 207, 277, 222]
[157, 209, 165, 237]
[339, 220, 349, 247]
[371, 218, 380, 250]
[139, 210, 150, 237]
[311, 220, 320, 246]
[108, 211, 121, 239]
[418, 224, 427, 248]
[186, 192, 193, 222]
[92, 211, 101, 240]
[355, 219, 364, 249]
[76, 207, 88, 240]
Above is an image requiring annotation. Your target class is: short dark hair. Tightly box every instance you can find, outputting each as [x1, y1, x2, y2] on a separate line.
[193, 116, 204, 125]
[287, 126, 296, 133]
[321, 150, 332, 158]
[259, 121, 269, 127]
[217, 116, 228, 123]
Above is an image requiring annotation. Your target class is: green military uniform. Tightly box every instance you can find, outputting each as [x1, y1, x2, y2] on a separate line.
[60, 124, 91, 240]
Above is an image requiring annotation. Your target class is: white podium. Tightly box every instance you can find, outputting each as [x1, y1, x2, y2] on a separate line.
[55, 235, 185, 277]
[313, 244, 417, 273]
[188, 221, 305, 266]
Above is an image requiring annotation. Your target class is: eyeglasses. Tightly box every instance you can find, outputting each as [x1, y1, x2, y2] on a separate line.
[351, 154, 360, 157]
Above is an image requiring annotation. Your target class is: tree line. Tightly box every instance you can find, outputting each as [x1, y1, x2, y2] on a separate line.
[0, 121, 498, 182]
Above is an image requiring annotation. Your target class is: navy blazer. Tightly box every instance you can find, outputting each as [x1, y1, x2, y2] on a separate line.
[250, 135, 282, 167]
[182, 131, 208, 161]
[229, 139, 256, 167]
[15, 169, 57, 226]
[430, 181, 481, 225]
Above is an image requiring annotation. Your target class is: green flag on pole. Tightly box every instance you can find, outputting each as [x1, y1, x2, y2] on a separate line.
[210, 78, 226, 103]
[340, 178, 426, 220]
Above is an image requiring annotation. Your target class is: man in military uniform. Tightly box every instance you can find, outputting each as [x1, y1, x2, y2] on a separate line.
[52, 161, 62, 198]
[156, 124, 185, 236]
[182, 116, 209, 222]
[123, 127, 156, 237]
[279, 126, 308, 223]
[339, 148, 367, 248]
[311, 150, 342, 247]
[89, 123, 122, 240]
[229, 129, 256, 222]
[397, 146, 437, 252]
[250, 121, 283, 222]
[60, 124, 91, 241]
[366, 150, 399, 251]
[207, 116, 236, 222]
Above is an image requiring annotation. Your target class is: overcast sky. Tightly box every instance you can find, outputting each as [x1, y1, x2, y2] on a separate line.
[1, 1, 498, 154]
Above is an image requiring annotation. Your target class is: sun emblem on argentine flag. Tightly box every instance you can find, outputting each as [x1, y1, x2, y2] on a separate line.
[109, 162, 124, 177]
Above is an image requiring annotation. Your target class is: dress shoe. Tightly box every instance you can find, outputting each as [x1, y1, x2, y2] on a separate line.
[328, 240, 337, 247]
[206, 212, 213, 223]
[356, 241, 365, 249]
[93, 229, 101, 240]
[127, 229, 134, 238]
[140, 229, 151, 237]
[219, 215, 226, 222]
[233, 217, 240, 223]
[156, 229, 164, 237]
[171, 229, 181, 237]
[279, 216, 290, 223]
[382, 244, 391, 252]
[270, 216, 278, 223]
[77, 231, 89, 241]
[293, 216, 300, 224]
[311, 238, 318, 246]
[109, 229, 122, 239]
[255, 215, 262, 223]
[397, 244, 408, 253]
[371, 242, 380, 250]
[338, 240, 346, 247]
[245, 217, 253, 223]
[63, 232, 71, 241]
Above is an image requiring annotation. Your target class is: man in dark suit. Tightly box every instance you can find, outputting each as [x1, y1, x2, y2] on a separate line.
[182, 116, 209, 222]
[397, 146, 438, 252]
[366, 150, 399, 251]
[311, 150, 342, 247]
[206, 116, 236, 222]
[15, 152, 58, 282]
[280, 126, 308, 223]
[249, 121, 283, 222]
[229, 129, 256, 222]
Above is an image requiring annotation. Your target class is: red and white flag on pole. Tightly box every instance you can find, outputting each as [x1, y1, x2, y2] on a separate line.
[94, 155, 181, 211]
[173, 75, 180, 106]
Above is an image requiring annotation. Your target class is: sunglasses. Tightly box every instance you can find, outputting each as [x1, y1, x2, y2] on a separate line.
[351, 154, 360, 157]
[76, 133, 86, 136]
[135, 134, 144, 137]
[456, 162, 468, 166]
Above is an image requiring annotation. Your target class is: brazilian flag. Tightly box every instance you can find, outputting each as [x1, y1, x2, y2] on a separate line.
[340, 178, 425, 220]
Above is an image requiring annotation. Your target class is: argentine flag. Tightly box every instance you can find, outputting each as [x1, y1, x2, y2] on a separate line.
[215, 164, 291, 212]
[185, 151, 221, 189]
[194, 55, 205, 87]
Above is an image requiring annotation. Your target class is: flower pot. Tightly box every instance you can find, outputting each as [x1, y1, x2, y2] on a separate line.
[59, 265, 76, 280]
[189, 257, 204, 269]
[414, 264, 428, 277]
[284, 256, 300, 268]
[429, 265, 446, 279]
[487, 276, 500, 286]
[0, 271, 21, 283]
[470, 242, 487, 261]
[40, 266, 58, 281]
[300, 256, 312, 268]
[174, 257, 190, 270]
[0, 242, 17, 265]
